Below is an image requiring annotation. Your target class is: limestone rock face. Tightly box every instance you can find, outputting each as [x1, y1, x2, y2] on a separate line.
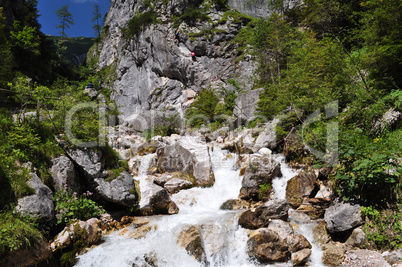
[234, 89, 263, 124]
[247, 228, 289, 263]
[93, 171, 138, 207]
[239, 156, 281, 200]
[50, 156, 80, 192]
[177, 225, 206, 263]
[16, 173, 54, 221]
[66, 147, 103, 180]
[324, 201, 363, 233]
[92, 0, 260, 122]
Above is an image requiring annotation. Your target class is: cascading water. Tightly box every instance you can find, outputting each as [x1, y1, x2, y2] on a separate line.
[75, 147, 326, 267]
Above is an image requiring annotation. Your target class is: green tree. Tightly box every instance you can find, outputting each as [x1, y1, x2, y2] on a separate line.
[92, 4, 102, 38]
[56, 5, 74, 38]
[0, 8, 12, 86]
[186, 89, 220, 127]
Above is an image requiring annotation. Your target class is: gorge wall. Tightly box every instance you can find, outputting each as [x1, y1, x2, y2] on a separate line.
[91, 0, 273, 124]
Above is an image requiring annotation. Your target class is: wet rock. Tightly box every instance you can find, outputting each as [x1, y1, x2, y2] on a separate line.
[50, 156, 80, 192]
[153, 173, 173, 187]
[0, 239, 55, 267]
[324, 200, 363, 233]
[139, 182, 178, 215]
[285, 170, 317, 208]
[16, 173, 54, 221]
[164, 178, 193, 194]
[344, 249, 391, 267]
[247, 228, 289, 263]
[220, 199, 250, 210]
[288, 210, 311, 224]
[177, 226, 206, 263]
[321, 242, 346, 266]
[345, 228, 367, 248]
[267, 219, 294, 241]
[239, 199, 290, 229]
[313, 222, 331, 245]
[157, 136, 214, 187]
[287, 234, 312, 253]
[51, 218, 102, 251]
[291, 248, 311, 266]
[93, 171, 138, 207]
[239, 156, 281, 200]
[127, 225, 154, 239]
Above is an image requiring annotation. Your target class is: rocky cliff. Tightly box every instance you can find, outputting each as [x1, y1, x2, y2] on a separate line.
[91, 0, 274, 125]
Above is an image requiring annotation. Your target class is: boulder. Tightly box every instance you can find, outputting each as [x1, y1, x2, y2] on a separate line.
[177, 226, 206, 263]
[287, 234, 312, 253]
[321, 242, 346, 266]
[267, 219, 294, 241]
[139, 182, 178, 215]
[247, 228, 289, 263]
[157, 136, 214, 186]
[93, 171, 138, 207]
[164, 178, 193, 194]
[382, 250, 402, 266]
[344, 250, 391, 267]
[239, 156, 281, 200]
[153, 173, 174, 187]
[324, 201, 363, 233]
[285, 170, 317, 208]
[312, 222, 331, 245]
[239, 199, 290, 229]
[345, 228, 367, 248]
[50, 156, 80, 192]
[16, 173, 54, 221]
[51, 218, 102, 251]
[253, 118, 280, 151]
[291, 248, 311, 266]
[66, 147, 103, 180]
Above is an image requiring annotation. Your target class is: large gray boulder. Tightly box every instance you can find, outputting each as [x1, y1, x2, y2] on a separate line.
[324, 201, 363, 233]
[239, 155, 281, 200]
[157, 136, 214, 187]
[16, 173, 54, 221]
[50, 156, 80, 192]
[66, 148, 103, 180]
[233, 89, 263, 125]
[93, 171, 137, 207]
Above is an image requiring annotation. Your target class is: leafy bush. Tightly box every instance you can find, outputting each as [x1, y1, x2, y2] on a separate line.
[258, 183, 272, 201]
[54, 187, 106, 225]
[186, 88, 220, 128]
[361, 205, 402, 250]
[172, 4, 210, 27]
[0, 212, 42, 259]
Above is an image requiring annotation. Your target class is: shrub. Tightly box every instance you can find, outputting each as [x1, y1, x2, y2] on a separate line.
[258, 183, 272, 201]
[0, 212, 42, 259]
[54, 187, 106, 225]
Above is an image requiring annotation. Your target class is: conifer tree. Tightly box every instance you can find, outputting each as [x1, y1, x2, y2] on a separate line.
[92, 4, 102, 38]
[56, 5, 74, 38]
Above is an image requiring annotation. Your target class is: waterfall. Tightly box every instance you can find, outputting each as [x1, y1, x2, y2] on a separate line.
[75, 147, 326, 267]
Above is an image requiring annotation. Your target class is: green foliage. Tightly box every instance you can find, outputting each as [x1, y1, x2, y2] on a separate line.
[335, 126, 402, 207]
[54, 187, 106, 225]
[126, 10, 158, 37]
[173, 4, 210, 28]
[10, 21, 40, 56]
[258, 183, 272, 201]
[0, 212, 42, 259]
[186, 88, 220, 128]
[361, 205, 402, 249]
[92, 4, 102, 38]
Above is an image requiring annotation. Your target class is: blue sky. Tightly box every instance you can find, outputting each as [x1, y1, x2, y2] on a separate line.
[37, 0, 111, 37]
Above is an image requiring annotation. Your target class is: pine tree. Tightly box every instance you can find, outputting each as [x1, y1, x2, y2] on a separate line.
[92, 4, 102, 38]
[56, 5, 74, 38]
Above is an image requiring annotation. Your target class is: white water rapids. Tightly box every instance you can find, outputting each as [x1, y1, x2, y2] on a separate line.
[75, 147, 326, 267]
